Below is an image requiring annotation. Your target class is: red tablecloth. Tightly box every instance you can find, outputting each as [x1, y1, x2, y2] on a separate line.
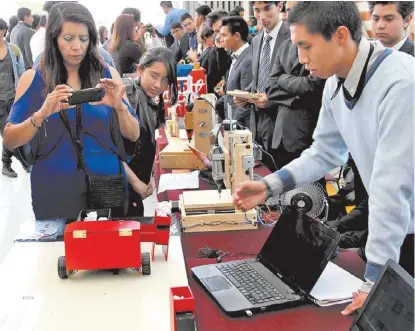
[154, 128, 272, 202]
[181, 228, 366, 331]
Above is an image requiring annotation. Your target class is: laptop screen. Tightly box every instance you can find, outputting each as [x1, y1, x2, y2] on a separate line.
[258, 208, 340, 294]
[352, 262, 414, 331]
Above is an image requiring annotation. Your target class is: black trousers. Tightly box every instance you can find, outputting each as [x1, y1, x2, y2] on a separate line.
[0, 98, 15, 166]
[256, 112, 276, 171]
[126, 185, 144, 217]
[336, 200, 414, 277]
[399, 234, 414, 277]
[271, 142, 303, 171]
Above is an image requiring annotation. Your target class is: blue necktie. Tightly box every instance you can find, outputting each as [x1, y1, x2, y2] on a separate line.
[257, 34, 273, 93]
[189, 32, 196, 50]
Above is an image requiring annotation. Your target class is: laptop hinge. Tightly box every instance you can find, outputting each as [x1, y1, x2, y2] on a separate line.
[257, 255, 307, 298]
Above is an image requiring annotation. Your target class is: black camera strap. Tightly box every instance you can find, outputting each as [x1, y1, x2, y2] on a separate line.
[59, 105, 87, 175]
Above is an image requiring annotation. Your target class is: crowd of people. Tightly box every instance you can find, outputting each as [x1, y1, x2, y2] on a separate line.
[0, 0, 413, 317]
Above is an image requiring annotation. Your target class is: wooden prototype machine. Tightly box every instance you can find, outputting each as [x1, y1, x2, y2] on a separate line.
[161, 99, 214, 170]
[180, 128, 258, 232]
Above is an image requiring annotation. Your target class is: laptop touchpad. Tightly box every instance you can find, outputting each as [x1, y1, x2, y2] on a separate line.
[201, 276, 232, 292]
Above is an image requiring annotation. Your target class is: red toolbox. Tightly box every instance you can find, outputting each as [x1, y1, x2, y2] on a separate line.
[58, 220, 150, 279]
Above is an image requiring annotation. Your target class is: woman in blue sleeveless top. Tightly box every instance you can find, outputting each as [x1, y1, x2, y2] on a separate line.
[3, 3, 139, 220]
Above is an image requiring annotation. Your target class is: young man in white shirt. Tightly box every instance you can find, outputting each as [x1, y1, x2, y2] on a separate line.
[369, 1, 414, 55]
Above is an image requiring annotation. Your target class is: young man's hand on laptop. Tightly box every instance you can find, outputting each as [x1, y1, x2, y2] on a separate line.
[341, 291, 368, 315]
[233, 181, 267, 211]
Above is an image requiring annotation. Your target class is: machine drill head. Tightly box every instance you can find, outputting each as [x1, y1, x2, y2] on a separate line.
[210, 144, 225, 193]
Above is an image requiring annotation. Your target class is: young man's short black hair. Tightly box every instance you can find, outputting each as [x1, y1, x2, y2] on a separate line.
[368, 1, 414, 19]
[32, 14, 40, 30]
[288, 1, 362, 42]
[39, 15, 47, 27]
[206, 10, 228, 27]
[195, 5, 212, 17]
[43, 1, 62, 13]
[200, 25, 214, 39]
[221, 16, 249, 42]
[170, 21, 182, 30]
[251, 1, 279, 6]
[233, 5, 245, 13]
[228, 10, 240, 17]
[121, 7, 141, 23]
[0, 18, 8, 34]
[160, 1, 173, 8]
[180, 13, 193, 22]
[17, 7, 32, 22]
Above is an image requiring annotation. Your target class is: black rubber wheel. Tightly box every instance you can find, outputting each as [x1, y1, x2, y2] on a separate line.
[112, 269, 120, 275]
[141, 252, 151, 275]
[58, 256, 68, 279]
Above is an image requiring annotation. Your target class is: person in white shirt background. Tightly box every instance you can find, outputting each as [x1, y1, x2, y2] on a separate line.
[30, 1, 60, 63]
[368, 1, 414, 54]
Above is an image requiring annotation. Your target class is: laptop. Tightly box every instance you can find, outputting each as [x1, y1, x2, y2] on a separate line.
[192, 208, 341, 316]
[350, 259, 414, 331]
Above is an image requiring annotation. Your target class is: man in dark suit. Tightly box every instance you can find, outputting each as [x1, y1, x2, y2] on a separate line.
[369, 1, 414, 56]
[234, 1, 290, 171]
[175, 13, 197, 62]
[267, 38, 326, 169]
[216, 16, 252, 127]
[169, 22, 184, 55]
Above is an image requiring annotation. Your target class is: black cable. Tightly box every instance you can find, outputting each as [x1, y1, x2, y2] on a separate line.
[196, 96, 216, 113]
[197, 246, 224, 258]
[215, 122, 224, 145]
[196, 246, 257, 263]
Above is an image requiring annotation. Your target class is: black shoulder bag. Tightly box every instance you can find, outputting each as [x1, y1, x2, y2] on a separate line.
[60, 105, 128, 215]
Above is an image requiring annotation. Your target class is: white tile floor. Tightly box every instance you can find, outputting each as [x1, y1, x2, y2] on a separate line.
[0, 136, 159, 264]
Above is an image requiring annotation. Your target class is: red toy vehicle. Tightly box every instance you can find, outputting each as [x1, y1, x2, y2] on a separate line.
[57, 211, 171, 279]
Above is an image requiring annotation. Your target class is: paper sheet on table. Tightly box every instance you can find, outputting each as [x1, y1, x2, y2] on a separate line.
[158, 170, 199, 193]
[0, 294, 44, 331]
[310, 262, 362, 307]
[14, 219, 65, 242]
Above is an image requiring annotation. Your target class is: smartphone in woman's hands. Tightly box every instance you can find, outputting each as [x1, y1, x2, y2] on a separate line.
[67, 88, 103, 105]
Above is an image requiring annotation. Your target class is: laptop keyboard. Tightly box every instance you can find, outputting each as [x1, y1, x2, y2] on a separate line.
[217, 261, 286, 305]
